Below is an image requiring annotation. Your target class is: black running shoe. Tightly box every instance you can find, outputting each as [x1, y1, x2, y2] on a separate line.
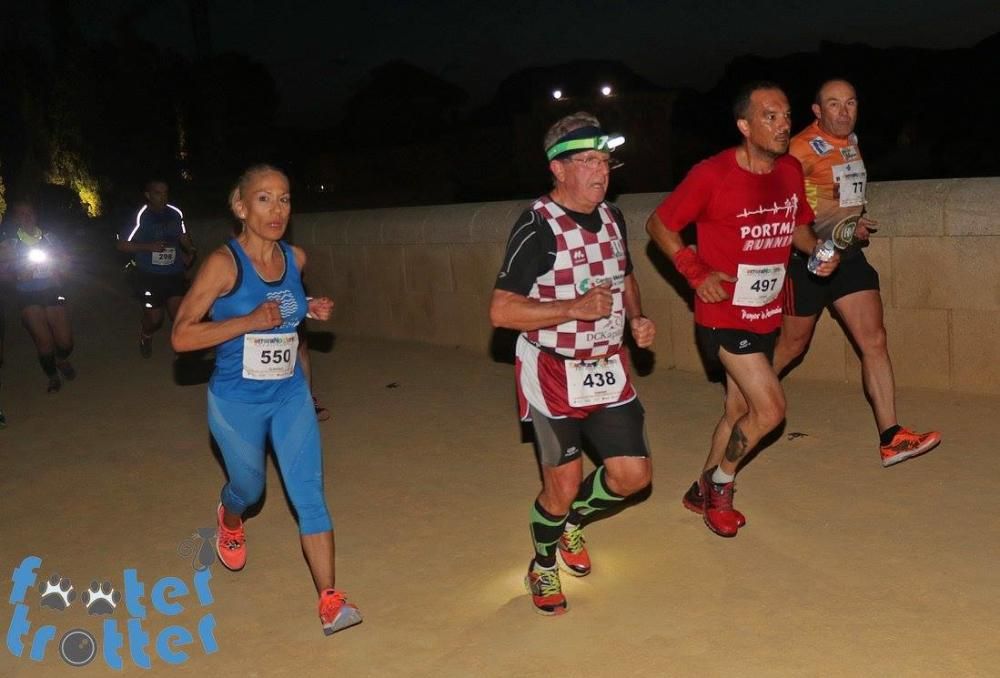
[57, 361, 76, 381]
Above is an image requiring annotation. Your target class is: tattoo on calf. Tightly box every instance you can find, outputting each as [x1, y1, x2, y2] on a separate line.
[724, 425, 750, 463]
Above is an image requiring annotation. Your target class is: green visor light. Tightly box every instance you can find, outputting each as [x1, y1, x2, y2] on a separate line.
[546, 134, 625, 161]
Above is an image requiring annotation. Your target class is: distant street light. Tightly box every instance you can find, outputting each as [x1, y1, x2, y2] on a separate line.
[600, 85, 613, 97]
[552, 89, 563, 100]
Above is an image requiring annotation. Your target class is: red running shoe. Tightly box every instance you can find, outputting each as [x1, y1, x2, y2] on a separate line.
[699, 468, 741, 538]
[215, 503, 246, 571]
[556, 523, 591, 577]
[880, 428, 941, 468]
[524, 561, 567, 616]
[318, 589, 362, 636]
[682, 480, 746, 528]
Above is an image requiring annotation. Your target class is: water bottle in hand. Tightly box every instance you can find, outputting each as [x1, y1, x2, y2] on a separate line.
[807, 240, 836, 274]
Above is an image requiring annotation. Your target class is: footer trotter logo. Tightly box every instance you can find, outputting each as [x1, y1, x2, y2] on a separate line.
[6, 556, 218, 669]
[177, 527, 218, 572]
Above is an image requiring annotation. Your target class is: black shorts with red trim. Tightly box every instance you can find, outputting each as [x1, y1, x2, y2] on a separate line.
[782, 250, 880, 317]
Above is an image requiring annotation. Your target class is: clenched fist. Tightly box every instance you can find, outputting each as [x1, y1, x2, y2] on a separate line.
[855, 215, 878, 241]
[307, 296, 335, 321]
[696, 271, 736, 303]
[571, 283, 613, 321]
[249, 301, 282, 331]
[630, 315, 656, 348]
[812, 250, 840, 278]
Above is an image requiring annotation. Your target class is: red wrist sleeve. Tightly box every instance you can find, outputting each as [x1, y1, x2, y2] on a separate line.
[673, 247, 713, 290]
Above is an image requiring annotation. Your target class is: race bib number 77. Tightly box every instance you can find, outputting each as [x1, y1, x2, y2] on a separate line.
[833, 160, 867, 208]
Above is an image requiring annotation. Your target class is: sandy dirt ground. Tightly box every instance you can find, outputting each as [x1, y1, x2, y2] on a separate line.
[1, 257, 997, 677]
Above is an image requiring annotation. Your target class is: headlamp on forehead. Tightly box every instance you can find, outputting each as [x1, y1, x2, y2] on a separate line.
[546, 134, 625, 161]
[28, 248, 48, 263]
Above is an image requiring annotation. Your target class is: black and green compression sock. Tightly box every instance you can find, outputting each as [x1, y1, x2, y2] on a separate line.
[529, 500, 567, 569]
[566, 466, 625, 526]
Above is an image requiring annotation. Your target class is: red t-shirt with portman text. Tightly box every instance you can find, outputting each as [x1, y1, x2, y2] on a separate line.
[654, 148, 814, 333]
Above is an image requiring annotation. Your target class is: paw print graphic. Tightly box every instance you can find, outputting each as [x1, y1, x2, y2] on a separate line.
[38, 574, 76, 611]
[81, 580, 122, 615]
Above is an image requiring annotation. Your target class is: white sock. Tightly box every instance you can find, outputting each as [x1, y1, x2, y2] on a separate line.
[712, 467, 735, 484]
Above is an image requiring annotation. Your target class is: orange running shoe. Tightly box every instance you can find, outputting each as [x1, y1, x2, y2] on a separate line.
[880, 427, 941, 467]
[319, 589, 363, 636]
[215, 503, 246, 571]
[556, 523, 591, 577]
[524, 561, 567, 616]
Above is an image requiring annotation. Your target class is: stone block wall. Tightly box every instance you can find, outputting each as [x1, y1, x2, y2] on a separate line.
[195, 178, 1000, 394]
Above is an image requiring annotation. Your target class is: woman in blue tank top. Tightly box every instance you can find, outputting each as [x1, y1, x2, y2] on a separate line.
[171, 165, 361, 637]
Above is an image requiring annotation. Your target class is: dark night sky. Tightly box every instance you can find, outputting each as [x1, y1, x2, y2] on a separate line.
[14, 0, 1000, 126]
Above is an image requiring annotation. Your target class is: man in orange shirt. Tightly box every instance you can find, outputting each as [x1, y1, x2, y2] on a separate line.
[774, 79, 940, 467]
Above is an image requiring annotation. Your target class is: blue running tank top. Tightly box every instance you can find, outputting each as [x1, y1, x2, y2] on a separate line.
[209, 239, 307, 403]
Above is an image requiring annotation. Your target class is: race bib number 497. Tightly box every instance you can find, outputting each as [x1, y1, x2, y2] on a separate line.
[732, 263, 786, 307]
[243, 332, 299, 380]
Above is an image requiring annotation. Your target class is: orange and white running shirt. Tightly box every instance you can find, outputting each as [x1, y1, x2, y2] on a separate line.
[789, 120, 866, 248]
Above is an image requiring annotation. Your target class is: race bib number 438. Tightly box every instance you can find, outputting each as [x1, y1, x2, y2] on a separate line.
[565, 354, 627, 407]
[243, 332, 299, 380]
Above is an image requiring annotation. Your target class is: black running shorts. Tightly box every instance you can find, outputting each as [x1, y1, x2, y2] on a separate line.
[16, 288, 67, 310]
[133, 271, 188, 308]
[696, 325, 777, 364]
[529, 399, 650, 467]
[783, 250, 880, 317]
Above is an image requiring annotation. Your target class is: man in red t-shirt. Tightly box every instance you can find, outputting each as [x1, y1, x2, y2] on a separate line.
[646, 82, 838, 538]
